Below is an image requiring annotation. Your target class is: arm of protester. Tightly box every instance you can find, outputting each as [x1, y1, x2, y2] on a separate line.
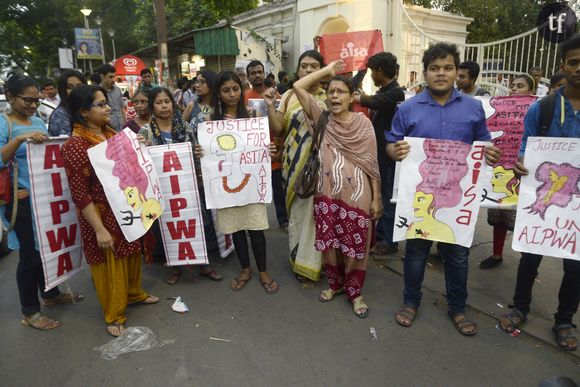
[351, 69, 367, 91]
[358, 88, 405, 111]
[385, 107, 410, 161]
[514, 156, 529, 176]
[484, 144, 502, 166]
[194, 144, 204, 159]
[474, 103, 492, 142]
[370, 178, 383, 220]
[182, 101, 194, 123]
[81, 203, 114, 250]
[294, 59, 346, 121]
[138, 124, 153, 146]
[519, 100, 541, 159]
[264, 87, 284, 136]
[313, 36, 321, 51]
[0, 117, 48, 165]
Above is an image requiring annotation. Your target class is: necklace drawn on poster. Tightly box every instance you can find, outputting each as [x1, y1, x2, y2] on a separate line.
[209, 132, 262, 197]
[105, 132, 163, 230]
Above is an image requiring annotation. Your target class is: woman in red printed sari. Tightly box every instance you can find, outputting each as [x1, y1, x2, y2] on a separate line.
[293, 60, 382, 318]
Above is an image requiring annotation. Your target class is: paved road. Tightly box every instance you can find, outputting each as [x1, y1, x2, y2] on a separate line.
[0, 207, 578, 386]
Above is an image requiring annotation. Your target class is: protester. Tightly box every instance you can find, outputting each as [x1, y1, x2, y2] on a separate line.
[123, 89, 150, 134]
[244, 60, 267, 104]
[137, 68, 158, 94]
[353, 52, 405, 256]
[37, 80, 60, 123]
[549, 72, 567, 94]
[235, 67, 250, 95]
[182, 79, 197, 107]
[387, 42, 500, 335]
[265, 50, 327, 282]
[62, 85, 158, 337]
[498, 35, 580, 352]
[139, 87, 223, 284]
[292, 60, 382, 318]
[48, 70, 85, 136]
[456, 61, 491, 96]
[195, 71, 279, 294]
[277, 71, 289, 94]
[528, 66, 549, 96]
[0, 73, 83, 331]
[182, 70, 217, 123]
[95, 64, 125, 131]
[481, 74, 535, 270]
[173, 77, 188, 114]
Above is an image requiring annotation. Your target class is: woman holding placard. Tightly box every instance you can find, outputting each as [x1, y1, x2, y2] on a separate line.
[292, 60, 382, 318]
[139, 87, 223, 284]
[62, 85, 158, 337]
[1, 73, 83, 330]
[481, 74, 535, 270]
[195, 71, 279, 294]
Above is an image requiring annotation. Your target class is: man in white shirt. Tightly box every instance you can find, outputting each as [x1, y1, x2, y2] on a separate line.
[529, 66, 549, 96]
[37, 81, 60, 123]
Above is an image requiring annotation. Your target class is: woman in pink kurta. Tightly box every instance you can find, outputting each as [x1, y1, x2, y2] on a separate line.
[293, 60, 382, 318]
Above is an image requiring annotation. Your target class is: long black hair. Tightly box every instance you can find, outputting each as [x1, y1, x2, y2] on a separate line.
[211, 71, 249, 120]
[69, 85, 107, 127]
[57, 70, 85, 112]
[197, 69, 218, 95]
[147, 87, 176, 115]
[4, 72, 38, 99]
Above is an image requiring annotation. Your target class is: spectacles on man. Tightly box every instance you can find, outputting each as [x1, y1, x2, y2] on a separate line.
[91, 101, 111, 109]
[15, 96, 41, 106]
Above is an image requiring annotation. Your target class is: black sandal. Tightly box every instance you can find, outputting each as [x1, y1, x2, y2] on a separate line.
[450, 314, 477, 336]
[552, 324, 577, 351]
[498, 308, 527, 333]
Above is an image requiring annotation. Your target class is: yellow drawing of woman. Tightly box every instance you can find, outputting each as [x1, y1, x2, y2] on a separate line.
[407, 191, 455, 243]
[491, 166, 519, 205]
[124, 186, 162, 230]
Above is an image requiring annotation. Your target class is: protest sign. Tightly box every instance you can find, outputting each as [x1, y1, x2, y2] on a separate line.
[88, 128, 164, 242]
[477, 95, 538, 208]
[198, 117, 272, 209]
[248, 99, 280, 118]
[393, 137, 489, 248]
[149, 143, 208, 266]
[27, 139, 83, 291]
[319, 30, 384, 73]
[212, 209, 235, 258]
[512, 137, 580, 260]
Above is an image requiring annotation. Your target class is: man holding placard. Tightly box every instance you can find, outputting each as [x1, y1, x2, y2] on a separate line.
[386, 42, 501, 336]
[498, 34, 580, 352]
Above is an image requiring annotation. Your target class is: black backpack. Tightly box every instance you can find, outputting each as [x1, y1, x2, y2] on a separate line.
[538, 93, 557, 136]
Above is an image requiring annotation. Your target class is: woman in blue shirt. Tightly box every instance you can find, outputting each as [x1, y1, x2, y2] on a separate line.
[0, 73, 83, 330]
[48, 69, 85, 136]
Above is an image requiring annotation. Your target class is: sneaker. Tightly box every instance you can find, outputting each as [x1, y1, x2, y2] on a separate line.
[480, 256, 503, 269]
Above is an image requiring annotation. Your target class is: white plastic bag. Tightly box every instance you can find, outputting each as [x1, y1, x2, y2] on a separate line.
[93, 326, 172, 360]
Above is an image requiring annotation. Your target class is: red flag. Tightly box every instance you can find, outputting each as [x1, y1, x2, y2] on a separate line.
[319, 30, 384, 73]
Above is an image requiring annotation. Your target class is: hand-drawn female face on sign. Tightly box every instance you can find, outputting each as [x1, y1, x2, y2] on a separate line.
[105, 132, 161, 230]
[491, 166, 519, 205]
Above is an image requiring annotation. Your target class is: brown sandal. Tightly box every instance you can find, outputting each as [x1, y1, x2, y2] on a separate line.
[42, 292, 84, 306]
[106, 322, 126, 337]
[260, 279, 279, 294]
[451, 314, 477, 336]
[21, 312, 61, 330]
[199, 267, 223, 281]
[231, 275, 251, 291]
[395, 306, 417, 327]
[165, 268, 182, 285]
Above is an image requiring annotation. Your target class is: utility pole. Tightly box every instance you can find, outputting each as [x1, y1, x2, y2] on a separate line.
[153, 0, 168, 85]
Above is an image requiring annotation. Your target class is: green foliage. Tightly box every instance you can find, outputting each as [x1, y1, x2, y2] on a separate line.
[0, 0, 257, 79]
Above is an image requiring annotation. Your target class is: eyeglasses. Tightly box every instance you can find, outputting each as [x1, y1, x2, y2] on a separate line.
[15, 96, 41, 106]
[327, 89, 350, 96]
[91, 101, 110, 109]
[195, 79, 207, 85]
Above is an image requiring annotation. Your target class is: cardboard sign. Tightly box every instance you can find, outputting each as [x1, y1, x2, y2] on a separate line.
[512, 137, 580, 260]
[27, 139, 83, 291]
[393, 137, 489, 247]
[198, 117, 272, 209]
[88, 128, 165, 242]
[212, 209, 235, 258]
[149, 143, 208, 266]
[319, 30, 384, 73]
[478, 95, 538, 208]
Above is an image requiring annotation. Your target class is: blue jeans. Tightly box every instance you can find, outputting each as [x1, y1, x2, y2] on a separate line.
[403, 239, 469, 316]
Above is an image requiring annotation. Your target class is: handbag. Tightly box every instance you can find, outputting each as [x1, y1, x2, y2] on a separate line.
[0, 114, 19, 231]
[293, 110, 330, 199]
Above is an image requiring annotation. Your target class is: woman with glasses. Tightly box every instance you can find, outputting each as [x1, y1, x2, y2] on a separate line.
[48, 70, 86, 136]
[61, 85, 158, 337]
[123, 89, 151, 134]
[0, 73, 83, 331]
[182, 70, 217, 125]
[293, 60, 382, 318]
[139, 87, 223, 285]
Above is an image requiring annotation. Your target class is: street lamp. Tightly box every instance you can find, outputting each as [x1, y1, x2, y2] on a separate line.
[94, 15, 106, 63]
[80, 8, 92, 29]
[108, 28, 117, 60]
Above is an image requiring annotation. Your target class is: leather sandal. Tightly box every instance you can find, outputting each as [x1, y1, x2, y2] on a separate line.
[352, 296, 369, 319]
[21, 313, 61, 330]
[395, 306, 417, 327]
[42, 292, 84, 306]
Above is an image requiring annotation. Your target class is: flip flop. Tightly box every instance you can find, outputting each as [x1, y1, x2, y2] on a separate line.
[140, 295, 159, 304]
[42, 292, 84, 306]
[106, 322, 125, 337]
[231, 275, 251, 291]
[199, 267, 224, 281]
[352, 296, 369, 319]
[260, 279, 279, 294]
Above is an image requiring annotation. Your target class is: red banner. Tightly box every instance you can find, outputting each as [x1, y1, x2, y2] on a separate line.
[319, 30, 384, 73]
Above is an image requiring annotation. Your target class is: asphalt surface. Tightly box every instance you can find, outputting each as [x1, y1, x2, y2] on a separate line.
[0, 207, 578, 386]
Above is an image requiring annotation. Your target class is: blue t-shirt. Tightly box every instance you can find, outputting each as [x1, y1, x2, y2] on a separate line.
[387, 88, 491, 144]
[0, 114, 48, 191]
[520, 87, 580, 157]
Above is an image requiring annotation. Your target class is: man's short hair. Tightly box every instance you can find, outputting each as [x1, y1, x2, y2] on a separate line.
[42, 80, 56, 89]
[422, 42, 460, 71]
[95, 64, 116, 76]
[246, 60, 264, 75]
[560, 34, 580, 62]
[367, 52, 398, 78]
[140, 68, 152, 77]
[458, 61, 481, 81]
[528, 66, 543, 75]
[278, 71, 287, 82]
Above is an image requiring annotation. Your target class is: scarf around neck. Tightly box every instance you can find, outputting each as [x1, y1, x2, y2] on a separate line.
[149, 114, 190, 144]
[72, 123, 116, 145]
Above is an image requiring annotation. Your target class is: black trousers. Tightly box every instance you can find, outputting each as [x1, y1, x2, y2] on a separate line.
[232, 230, 267, 272]
[7, 198, 60, 316]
